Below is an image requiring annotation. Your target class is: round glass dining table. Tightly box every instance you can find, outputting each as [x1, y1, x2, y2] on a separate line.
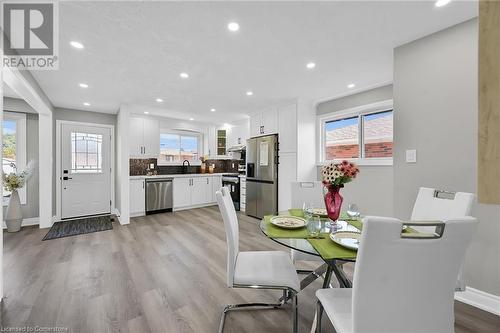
[259, 214, 356, 289]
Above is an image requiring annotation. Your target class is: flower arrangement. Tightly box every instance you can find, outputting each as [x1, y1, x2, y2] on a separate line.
[321, 160, 359, 223]
[2, 160, 35, 192]
[321, 160, 360, 186]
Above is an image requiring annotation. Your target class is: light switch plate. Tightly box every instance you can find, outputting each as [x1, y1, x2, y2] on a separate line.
[406, 149, 417, 163]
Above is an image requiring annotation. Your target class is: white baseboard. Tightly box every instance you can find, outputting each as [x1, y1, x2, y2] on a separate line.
[173, 203, 217, 212]
[2, 216, 40, 229]
[455, 286, 500, 316]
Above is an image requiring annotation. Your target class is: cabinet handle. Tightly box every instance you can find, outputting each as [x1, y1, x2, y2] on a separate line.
[207, 178, 209, 184]
[144, 146, 146, 155]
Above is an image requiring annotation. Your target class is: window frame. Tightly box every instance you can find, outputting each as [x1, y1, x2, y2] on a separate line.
[157, 129, 203, 166]
[317, 99, 393, 166]
[3, 112, 27, 206]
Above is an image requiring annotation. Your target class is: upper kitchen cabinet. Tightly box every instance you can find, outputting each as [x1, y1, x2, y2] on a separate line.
[249, 107, 278, 137]
[129, 116, 160, 158]
[278, 103, 297, 153]
[227, 121, 250, 147]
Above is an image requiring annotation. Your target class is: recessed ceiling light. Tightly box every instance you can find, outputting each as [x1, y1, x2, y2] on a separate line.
[306, 62, 316, 69]
[78, 83, 88, 88]
[70, 41, 84, 49]
[347, 83, 356, 89]
[246, 91, 253, 96]
[180, 72, 189, 79]
[435, 0, 452, 7]
[227, 22, 240, 32]
[83, 102, 90, 106]
[155, 98, 163, 103]
[189, 118, 194, 121]
[144, 111, 149, 114]
[210, 108, 216, 112]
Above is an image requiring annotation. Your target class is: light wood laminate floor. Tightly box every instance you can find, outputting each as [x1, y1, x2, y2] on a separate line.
[1, 207, 499, 332]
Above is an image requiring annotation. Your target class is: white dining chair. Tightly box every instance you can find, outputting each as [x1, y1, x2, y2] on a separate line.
[411, 187, 475, 291]
[290, 182, 325, 266]
[315, 215, 477, 333]
[216, 187, 300, 333]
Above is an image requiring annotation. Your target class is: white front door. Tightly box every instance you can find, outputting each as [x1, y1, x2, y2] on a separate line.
[61, 124, 111, 219]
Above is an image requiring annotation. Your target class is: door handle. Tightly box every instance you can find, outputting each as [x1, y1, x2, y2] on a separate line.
[63, 176, 73, 180]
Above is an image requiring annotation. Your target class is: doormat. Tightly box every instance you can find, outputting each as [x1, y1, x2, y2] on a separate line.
[42, 215, 113, 241]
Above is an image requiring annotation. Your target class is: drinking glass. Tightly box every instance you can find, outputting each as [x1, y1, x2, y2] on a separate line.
[303, 202, 313, 219]
[346, 203, 361, 219]
[307, 216, 321, 238]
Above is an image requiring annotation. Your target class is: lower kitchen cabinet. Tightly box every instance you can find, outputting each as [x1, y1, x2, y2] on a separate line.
[173, 177, 192, 208]
[173, 176, 221, 210]
[130, 178, 145, 216]
[191, 177, 208, 206]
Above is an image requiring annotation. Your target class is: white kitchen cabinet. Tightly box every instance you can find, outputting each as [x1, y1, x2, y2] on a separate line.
[130, 178, 146, 216]
[278, 152, 297, 211]
[278, 103, 298, 153]
[129, 117, 144, 157]
[142, 118, 160, 157]
[249, 108, 278, 137]
[240, 176, 246, 212]
[191, 177, 208, 206]
[173, 177, 192, 208]
[250, 113, 262, 137]
[129, 116, 160, 158]
[262, 108, 278, 135]
[173, 176, 219, 210]
[212, 175, 222, 199]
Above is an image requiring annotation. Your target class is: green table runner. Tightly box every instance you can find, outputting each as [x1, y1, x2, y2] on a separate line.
[263, 210, 384, 260]
[264, 210, 420, 260]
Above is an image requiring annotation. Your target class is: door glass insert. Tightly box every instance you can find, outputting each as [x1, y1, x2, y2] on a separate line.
[71, 132, 103, 173]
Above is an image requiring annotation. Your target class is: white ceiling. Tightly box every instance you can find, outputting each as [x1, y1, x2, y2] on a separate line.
[31, 0, 478, 123]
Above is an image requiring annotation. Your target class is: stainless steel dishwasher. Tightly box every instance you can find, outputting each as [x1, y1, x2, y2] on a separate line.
[145, 178, 173, 214]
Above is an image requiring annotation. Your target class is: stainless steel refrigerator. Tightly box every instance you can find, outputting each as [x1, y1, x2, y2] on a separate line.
[246, 134, 278, 219]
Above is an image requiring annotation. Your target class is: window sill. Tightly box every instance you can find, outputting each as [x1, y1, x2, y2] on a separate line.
[317, 158, 393, 167]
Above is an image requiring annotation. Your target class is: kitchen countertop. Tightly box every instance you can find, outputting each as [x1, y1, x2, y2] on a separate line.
[130, 173, 226, 180]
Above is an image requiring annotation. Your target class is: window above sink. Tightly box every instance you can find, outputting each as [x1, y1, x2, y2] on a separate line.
[158, 129, 202, 165]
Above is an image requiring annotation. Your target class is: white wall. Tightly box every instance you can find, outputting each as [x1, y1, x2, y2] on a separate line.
[394, 18, 500, 296]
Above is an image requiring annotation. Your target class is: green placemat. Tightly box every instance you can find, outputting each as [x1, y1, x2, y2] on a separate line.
[305, 212, 361, 260]
[307, 237, 358, 260]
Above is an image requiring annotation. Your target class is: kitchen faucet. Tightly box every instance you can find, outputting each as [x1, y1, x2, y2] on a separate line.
[182, 160, 191, 174]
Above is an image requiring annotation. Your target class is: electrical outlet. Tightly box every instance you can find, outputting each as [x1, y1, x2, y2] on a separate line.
[406, 149, 417, 163]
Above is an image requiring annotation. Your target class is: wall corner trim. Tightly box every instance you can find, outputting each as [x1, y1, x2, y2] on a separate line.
[455, 286, 500, 316]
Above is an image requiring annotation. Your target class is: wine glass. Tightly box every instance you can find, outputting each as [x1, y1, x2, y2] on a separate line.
[307, 216, 321, 238]
[346, 203, 360, 220]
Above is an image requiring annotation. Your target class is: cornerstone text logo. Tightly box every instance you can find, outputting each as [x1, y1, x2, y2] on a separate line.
[1, 1, 59, 70]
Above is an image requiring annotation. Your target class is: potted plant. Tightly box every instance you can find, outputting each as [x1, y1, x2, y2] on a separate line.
[2, 160, 35, 232]
[321, 160, 359, 224]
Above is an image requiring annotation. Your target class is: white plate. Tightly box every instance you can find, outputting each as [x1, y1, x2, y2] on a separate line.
[329, 231, 361, 250]
[270, 216, 307, 229]
[311, 208, 328, 217]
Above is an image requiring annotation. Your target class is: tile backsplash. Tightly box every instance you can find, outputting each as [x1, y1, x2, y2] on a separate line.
[129, 158, 243, 176]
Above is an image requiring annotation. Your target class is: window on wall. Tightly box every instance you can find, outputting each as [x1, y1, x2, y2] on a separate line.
[2, 112, 27, 204]
[71, 132, 103, 173]
[158, 131, 201, 164]
[319, 101, 393, 165]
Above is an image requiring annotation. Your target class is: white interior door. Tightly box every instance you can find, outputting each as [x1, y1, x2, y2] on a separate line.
[61, 124, 111, 219]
